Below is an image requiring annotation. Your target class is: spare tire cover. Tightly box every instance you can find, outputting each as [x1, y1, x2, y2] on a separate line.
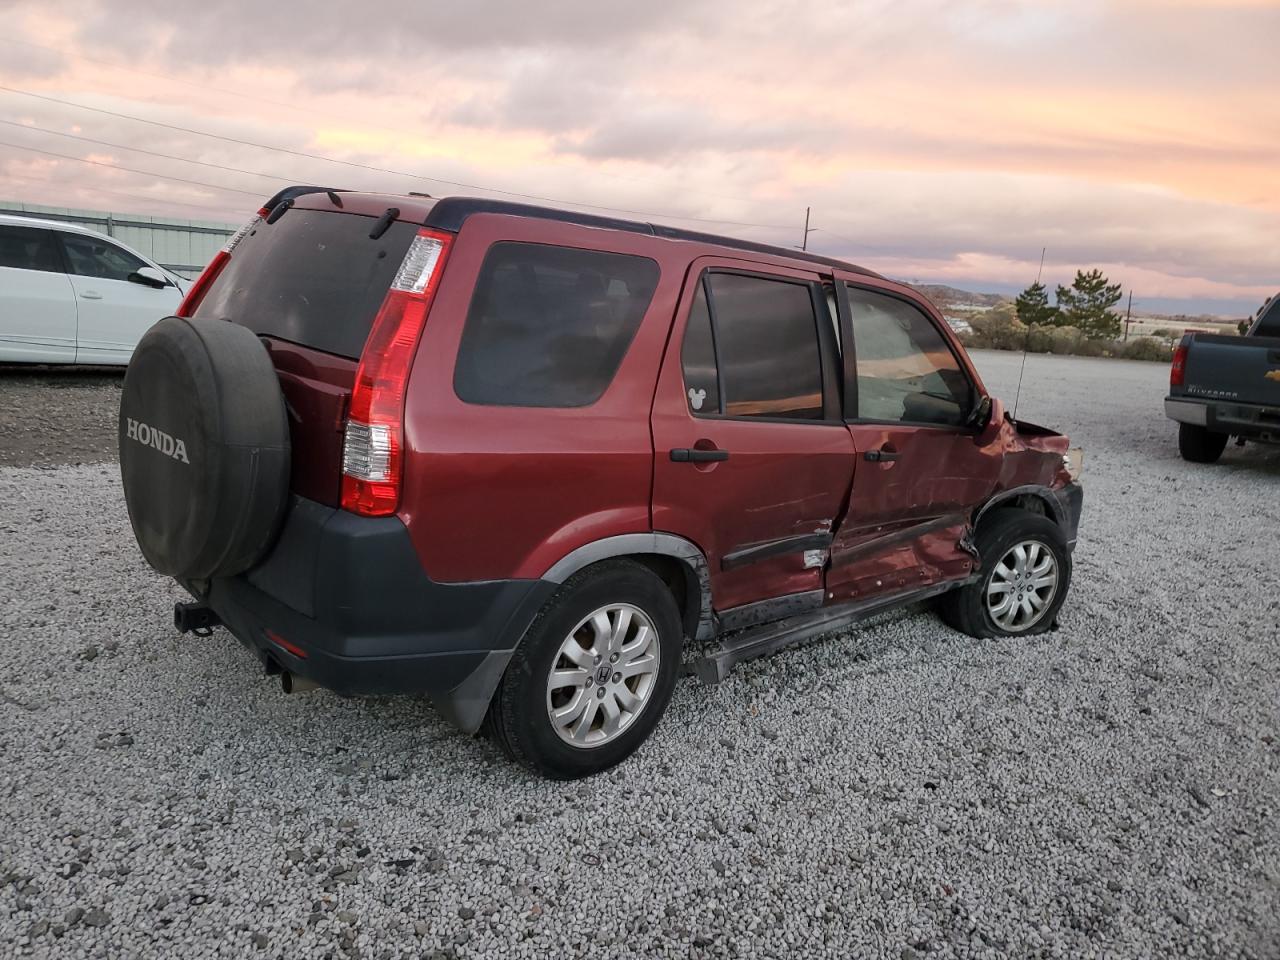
[119, 316, 290, 580]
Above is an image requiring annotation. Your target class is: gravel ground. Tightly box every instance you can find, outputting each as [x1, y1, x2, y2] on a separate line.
[0, 366, 123, 468]
[1, 351, 1278, 959]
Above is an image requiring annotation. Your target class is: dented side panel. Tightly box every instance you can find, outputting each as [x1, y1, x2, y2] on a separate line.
[828, 404, 1073, 604]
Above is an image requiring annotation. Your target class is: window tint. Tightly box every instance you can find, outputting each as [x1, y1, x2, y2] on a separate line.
[0, 225, 61, 273]
[195, 209, 417, 359]
[680, 282, 720, 414]
[847, 285, 972, 426]
[60, 232, 148, 282]
[454, 242, 659, 407]
[706, 273, 824, 420]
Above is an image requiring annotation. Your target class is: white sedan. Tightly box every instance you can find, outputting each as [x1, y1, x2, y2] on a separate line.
[0, 213, 186, 365]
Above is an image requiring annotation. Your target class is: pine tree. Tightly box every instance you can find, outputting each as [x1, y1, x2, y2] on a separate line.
[1014, 281, 1059, 327]
[1055, 269, 1123, 339]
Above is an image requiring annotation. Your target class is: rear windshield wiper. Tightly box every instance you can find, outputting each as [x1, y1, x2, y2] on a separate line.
[368, 207, 400, 240]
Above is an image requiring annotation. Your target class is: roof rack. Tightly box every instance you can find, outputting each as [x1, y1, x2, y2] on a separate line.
[269, 188, 883, 279]
[421, 197, 883, 278]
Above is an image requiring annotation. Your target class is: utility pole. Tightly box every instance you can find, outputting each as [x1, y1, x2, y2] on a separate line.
[801, 206, 814, 251]
[1124, 290, 1133, 341]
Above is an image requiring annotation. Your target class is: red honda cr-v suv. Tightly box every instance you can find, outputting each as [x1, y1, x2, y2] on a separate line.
[118, 187, 1083, 779]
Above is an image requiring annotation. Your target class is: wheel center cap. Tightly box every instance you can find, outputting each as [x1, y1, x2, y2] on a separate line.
[595, 664, 612, 685]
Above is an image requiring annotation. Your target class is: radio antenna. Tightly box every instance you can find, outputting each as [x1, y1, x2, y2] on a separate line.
[1011, 247, 1045, 422]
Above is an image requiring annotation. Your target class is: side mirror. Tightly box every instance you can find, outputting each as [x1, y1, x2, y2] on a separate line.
[129, 266, 169, 289]
[974, 395, 1005, 446]
[966, 394, 992, 430]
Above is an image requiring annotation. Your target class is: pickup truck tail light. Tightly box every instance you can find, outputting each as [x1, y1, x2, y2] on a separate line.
[340, 228, 453, 517]
[1170, 336, 1191, 387]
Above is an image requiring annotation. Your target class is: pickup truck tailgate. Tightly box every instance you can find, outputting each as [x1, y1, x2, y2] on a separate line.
[1182, 333, 1280, 407]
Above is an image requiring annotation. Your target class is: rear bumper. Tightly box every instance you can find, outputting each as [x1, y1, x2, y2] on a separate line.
[1165, 396, 1280, 442]
[191, 496, 555, 731]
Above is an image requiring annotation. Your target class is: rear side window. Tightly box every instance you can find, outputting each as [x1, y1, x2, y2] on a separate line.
[679, 283, 720, 414]
[0, 225, 62, 273]
[846, 285, 972, 426]
[60, 233, 148, 282]
[454, 242, 659, 407]
[1255, 296, 1280, 337]
[683, 272, 824, 420]
[195, 209, 418, 359]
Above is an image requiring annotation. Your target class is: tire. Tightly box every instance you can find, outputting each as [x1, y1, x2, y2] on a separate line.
[118, 316, 290, 580]
[487, 560, 682, 779]
[1178, 422, 1229, 464]
[940, 509, 1071, 639]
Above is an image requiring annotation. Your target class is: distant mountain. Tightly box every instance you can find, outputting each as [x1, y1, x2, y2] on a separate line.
[906, 283, 1011, 312]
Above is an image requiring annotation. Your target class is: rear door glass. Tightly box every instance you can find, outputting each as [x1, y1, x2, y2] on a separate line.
[704, 273, 825, 420]
[454, 242, 660, 407]
[0, 225, 63, 273]
[195, 209, 417, 359]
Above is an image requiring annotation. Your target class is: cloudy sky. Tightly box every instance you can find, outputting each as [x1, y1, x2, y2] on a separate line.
[2, 0, 1277, 315]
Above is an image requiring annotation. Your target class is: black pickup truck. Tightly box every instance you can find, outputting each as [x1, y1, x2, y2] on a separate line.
[1165, 295, 1280, 462]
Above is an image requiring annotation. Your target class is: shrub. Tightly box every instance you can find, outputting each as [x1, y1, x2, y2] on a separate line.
[1048, 326, 1086, 355]
[967, 305, 1027, 350]
[1119, 337, 1171, 362]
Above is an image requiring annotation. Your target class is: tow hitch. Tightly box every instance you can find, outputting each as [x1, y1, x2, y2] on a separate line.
[174, 602, 221, 636]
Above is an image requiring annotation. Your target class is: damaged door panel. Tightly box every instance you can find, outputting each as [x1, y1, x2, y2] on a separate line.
[650, 258, 856, 613]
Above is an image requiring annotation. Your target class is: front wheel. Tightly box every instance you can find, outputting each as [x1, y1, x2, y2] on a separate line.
[940, 509, 1071, 639]
[1178, 422, 1229, 463]
[486, 560, 682, 779]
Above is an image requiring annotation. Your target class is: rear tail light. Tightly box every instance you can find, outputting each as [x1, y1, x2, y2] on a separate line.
[1170, 337, 1190, 387]
[340, 228, 453, 516]
[175, 212, 262, 318]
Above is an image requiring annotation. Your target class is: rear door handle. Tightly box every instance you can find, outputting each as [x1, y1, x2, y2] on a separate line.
[80, 291, 103, 300]
[864, 448, 900, 462]
[670, 447, 729, 463]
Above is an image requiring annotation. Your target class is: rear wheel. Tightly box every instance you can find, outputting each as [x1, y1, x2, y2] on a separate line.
[940, 510, 1071, 639]
[1178, 422, 1229, 463]
[487, 560, 682, 779]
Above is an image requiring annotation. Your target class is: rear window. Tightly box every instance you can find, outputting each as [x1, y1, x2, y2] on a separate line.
[195, 209, 417, 359]
[1254, 296, 1280, 337]
[454, 242, 660, 407]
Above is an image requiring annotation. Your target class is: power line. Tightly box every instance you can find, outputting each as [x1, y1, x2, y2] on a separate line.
[0, 140, 263, 198]
[0, 166, 238, 217]
[0, 84, 793, 230]
[0, 36, 767, 209]
[0, 119, 285, 186]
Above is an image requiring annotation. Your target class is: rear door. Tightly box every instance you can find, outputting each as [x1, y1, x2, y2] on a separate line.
[651, 259, 855, 618]
[826, 278, 995, 603]
[191, 207, 422, 506]
[0, 223, 76, 363]
[56, 231, 181, 363]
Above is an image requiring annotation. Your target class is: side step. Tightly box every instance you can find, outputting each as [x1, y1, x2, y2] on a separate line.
[691, 580, 967, 684]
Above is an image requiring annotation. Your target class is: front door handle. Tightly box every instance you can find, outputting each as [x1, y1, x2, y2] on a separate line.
[670, 447, 729, 463]
[80, 291, 104, 300]
[864, 448, 900, 462]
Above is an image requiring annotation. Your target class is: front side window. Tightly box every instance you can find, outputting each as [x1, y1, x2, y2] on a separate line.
[680, 272, 824, 420]
[60, 233, 148, 282]
[454, 242, 660, 407]
[0, 225, 62, 273]
[847, 285, 972, 426]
